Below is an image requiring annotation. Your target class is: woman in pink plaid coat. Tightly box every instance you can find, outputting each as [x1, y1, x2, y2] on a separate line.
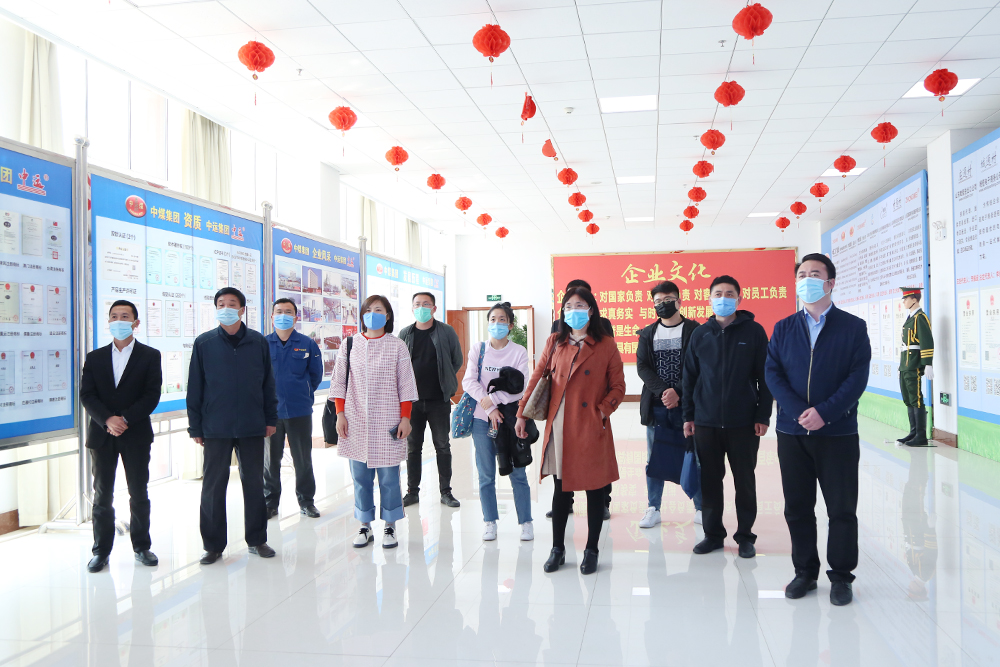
[331, 295, 418, 549]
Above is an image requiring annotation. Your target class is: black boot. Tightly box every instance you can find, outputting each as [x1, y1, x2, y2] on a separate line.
[897, 406, 917, 444]
[908, 408, 932, 447]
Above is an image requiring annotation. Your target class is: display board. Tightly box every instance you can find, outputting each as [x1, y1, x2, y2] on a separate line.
[552, 249, 796, 363]
[272, 227, 361, 385]
[953, 126, 1000, 434]
[364, 253, 445, 332]
[0, 143, 75, 441]
[91, 173, 264, 414]
[821, 171, 929, 401]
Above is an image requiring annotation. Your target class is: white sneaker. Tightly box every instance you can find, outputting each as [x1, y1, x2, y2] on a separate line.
[520, 521, 534, 541]
[483, 521, 497, 541]
[693, 510, 703, 525]
[638, 507, 661, 529]
[382, 523, 398, 549]
[353, 524, 373, 548]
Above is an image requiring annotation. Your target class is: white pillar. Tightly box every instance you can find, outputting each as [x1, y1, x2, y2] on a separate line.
[319, 163, 340, 243]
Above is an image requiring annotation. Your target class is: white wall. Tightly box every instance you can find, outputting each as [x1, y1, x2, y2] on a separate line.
[0, 19, 24, 143]
[456, 222, 822, 394]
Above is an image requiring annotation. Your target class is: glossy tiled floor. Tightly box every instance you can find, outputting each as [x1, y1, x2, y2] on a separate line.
[2, 404, 999, 666]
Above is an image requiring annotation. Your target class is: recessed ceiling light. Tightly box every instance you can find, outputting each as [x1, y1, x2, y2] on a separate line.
[822, 167, 866, 177]
[599, 95, 657, 113]
[903, 78, 981, 98]
[747, 212, 780, 218]
[625, 217, 654, 222]
[616, 175, 655, 184]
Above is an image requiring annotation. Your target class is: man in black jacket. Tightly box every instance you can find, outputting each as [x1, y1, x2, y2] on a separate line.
[636, 280, 701, 529]
[682, 275, 772, 558]
[80, 300, 162, 573]
[188, 287, 278, 564]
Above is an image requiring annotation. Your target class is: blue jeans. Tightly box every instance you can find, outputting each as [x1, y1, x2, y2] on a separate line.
[349, 460, 404, 523]
[472, 418, 532, 524]
[646, 425, 702, 511]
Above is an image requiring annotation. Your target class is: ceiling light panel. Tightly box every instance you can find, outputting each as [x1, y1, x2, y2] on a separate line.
[902, 78, 981, 97]
[599, 95, 658, 113]
[617, 175, 655, 184]
[821, 168, 867, 177]
[583, 31, 661, 59]
[219, 0, 326, 31]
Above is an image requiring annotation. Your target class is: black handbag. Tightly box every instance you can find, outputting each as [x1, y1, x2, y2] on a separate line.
[322, 337, 352, 445]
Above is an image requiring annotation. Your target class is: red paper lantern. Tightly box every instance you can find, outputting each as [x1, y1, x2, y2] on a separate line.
[237, 41, 275, 80]
[558, 168, 578, 186]
[871, 122, 898, 145]
[924, 69, 959, 101]
[568, 192, 587, 209]
[700, 129, 726, 154]
[542, 139, 557, 160]
[683, 206, 700, 219]
[385, 146, 408, 171]
[427, 174, 446, 190]
[680, 220, 694, 233]
[586, 223, 600, 235]
[732, 3, 773, 40]
[775, 216, 790, 230]
[693, 160, 714, 179]
[688, 187, 707, 203]
[477, 213, 492, 227]
[521, 94, 536, 123]
[455, 196, 472, 213]
[790, 201, 807, 218]
[579, 210, 594, 223]
[714, 81, 746, 107]
[834, 155, 857, 177]
[809, 182, 829, 200]
[495, 226, 509, 239]
[472, 24, 511, 62]
[328, 106, 357, 134]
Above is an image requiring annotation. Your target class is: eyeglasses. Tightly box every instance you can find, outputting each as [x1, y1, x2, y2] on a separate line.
[563, 305, 590, 313]
[652, 297, 678, 305]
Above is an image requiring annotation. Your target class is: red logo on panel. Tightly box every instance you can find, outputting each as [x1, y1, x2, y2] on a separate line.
[281, 238, 292, 253]
[125, 195, 147, 217]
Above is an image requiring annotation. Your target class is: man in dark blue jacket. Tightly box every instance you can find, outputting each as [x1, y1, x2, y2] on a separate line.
[188, 287, 279, 564]
[765, 254, 870, 606]
[264, 298, 323, 519]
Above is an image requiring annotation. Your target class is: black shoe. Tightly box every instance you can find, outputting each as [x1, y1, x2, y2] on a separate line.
[440, 492, 461, 508]
[693, 538, 725, 554]
[738, 542, 756, 559]
[402, 492, 419, 507]
[300, 505, 320, 518]
[603, 507, 611, 521]
[830, 581, 853, 606]
[580, 549, 599, 575]
[897, 406, 917, 444]
[200, 551, 223, 565]
[908, 408, 933, 446]
[249, 543, 276, 558]
[784, 575, 818, 599]
[266, 507, 279, 520]
[545, 509, 553, 519]
[87, 555, 109, 573]
[543, 547, 566, 573]
[134, 550, 158, 566]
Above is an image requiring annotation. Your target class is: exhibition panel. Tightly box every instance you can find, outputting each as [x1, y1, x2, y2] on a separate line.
[364, 251, 445, 332]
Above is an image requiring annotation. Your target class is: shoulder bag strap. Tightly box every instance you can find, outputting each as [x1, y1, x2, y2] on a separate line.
[344, 337, 353, 394]
[478, 342, 486, 380]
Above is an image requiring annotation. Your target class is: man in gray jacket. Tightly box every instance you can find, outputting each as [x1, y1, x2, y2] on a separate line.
[398, 292, 463, 508]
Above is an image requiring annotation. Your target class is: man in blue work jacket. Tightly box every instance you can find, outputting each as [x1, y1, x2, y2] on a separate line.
[264, 297, 323, 519]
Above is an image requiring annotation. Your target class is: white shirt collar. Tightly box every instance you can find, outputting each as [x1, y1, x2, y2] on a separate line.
[112, 338, 136, 354]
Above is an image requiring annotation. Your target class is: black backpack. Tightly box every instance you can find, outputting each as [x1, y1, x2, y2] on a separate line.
[321, 337, 352, 445]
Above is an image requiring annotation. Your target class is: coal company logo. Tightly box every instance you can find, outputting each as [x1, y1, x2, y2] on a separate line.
[849, 227, 854, 237]
[125, 195, 146, 217]
[281, 238, 293, 253]
[376, 263, 384, 275]
[16, 169, 46, 196]
[841, 231, 845, 240]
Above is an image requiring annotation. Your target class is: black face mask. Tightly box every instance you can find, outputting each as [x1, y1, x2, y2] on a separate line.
[654, 301, 678, 319]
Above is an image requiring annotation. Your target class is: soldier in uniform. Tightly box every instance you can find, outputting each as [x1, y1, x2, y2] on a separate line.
[897, 287, 934, 447]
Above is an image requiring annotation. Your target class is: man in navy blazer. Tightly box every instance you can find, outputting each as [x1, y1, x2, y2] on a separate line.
[80, 300, 162, 573]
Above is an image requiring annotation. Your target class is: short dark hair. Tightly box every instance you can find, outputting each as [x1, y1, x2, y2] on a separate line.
[909, 292, 922, 302]
[488, 301, 516, 327]
[566, 279, 592, 291]
[650, 281, 680, 300]
[360, 294, 394, 333]
[109, 299, 138, 319]
[558, 287, 605, 343]
[710, 275, 741, 293]
[215, 287, 246, 308]
[412, 292, 435, 306]
[273, 298, 297, 314]
[796, 253, 836, 280]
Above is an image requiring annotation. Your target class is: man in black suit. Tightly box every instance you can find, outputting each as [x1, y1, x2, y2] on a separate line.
[80, 300, 162, 573]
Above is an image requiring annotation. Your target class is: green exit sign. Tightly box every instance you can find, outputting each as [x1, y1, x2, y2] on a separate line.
[939, 392, 951, 405]
[486, 294, 502, 302]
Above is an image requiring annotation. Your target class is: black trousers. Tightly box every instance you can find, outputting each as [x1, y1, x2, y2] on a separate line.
[91, 440, 152, 556]
[696, 425, 760, 544]
[552, 482, 612, 508]
[263, 415, 316, 509]
[777, 432, 860, 583]
[551, 477, 607, 552]
[406, 399, 453, 494]
[201, 437, 268, 552]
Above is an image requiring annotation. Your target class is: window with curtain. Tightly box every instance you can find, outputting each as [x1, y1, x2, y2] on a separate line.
[181, 109, 231, 206]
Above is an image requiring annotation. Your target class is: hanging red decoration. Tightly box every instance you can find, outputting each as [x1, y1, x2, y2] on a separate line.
[472, 24, 511, 62]
[521, 94, 536, 123]
[924, 68, 959, 101]
[328, 106, 357, 135]
[809, 182, 829, 200]
[790, 201, 807, 218]
[455, 196, 472, 213]
[385, 146, 408, 171]
[693, 160, 714, 179]
[680, 220, 694, 233]
[558, 168, 578, 186]
[683, 206, 700, 219]
[871, 122, 898, 145]
[586, 223, 600, 236]
[495, 226, 509, 239]
[542, 139, 558, 161]
[732, 4, 773, 41]
[568, 192, 587, 209]
[688, 186, 707, 203]
[237, 41, 275, 80]
[427, 174, 446, 190]
[700, 129, 726, 154]
[775, 217, 790, 231]
[579, 210, 594, 223]
[714, 81, 746, 107]
[833, 155, 857, 177]
[477, 213, 492, 227]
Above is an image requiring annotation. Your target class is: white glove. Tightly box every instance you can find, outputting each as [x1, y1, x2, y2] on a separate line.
[924, 366, 934, 381]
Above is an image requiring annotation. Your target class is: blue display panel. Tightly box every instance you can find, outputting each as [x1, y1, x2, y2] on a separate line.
[821, 171, 930, 401]
[90, 174, 264, 414]
[365, 254, 445, 332]
[0, 145, 75, 440]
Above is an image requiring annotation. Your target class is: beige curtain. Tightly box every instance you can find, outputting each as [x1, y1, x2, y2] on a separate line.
[362, 196, 379, 252]
[20, 32, 63, 152]
[182, 110, 232, 206]
[406, 219, 421, 265]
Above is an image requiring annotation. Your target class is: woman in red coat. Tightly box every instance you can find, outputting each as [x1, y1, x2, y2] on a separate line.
[516, 287, 626, 575]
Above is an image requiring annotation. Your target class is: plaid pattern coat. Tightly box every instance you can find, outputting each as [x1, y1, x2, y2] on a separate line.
[330, 333, 419, 467]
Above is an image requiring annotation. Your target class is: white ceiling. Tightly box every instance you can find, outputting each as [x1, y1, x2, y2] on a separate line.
[3, 0, 999, 236]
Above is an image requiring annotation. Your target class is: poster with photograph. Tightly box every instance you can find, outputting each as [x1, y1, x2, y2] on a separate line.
[365, 254, 445, 332]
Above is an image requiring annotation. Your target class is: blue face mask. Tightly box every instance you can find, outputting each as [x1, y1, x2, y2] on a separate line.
[109, 320, 134, 341]
[413, 306, 433, 323]
[564, 308, 590, 331]
[273, 313, 295, 330]
[489, 323, 509, 339]
[711, 297, 738, 318]
[363, 311, 387, 330]
[216, 307, 241, 326]
[796, 277, 829, 304]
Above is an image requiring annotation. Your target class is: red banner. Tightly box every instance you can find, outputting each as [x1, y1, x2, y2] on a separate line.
[552, 249, 797, 362]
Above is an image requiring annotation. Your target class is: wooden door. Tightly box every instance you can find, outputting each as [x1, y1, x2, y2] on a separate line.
[446, 309, 469, 404]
